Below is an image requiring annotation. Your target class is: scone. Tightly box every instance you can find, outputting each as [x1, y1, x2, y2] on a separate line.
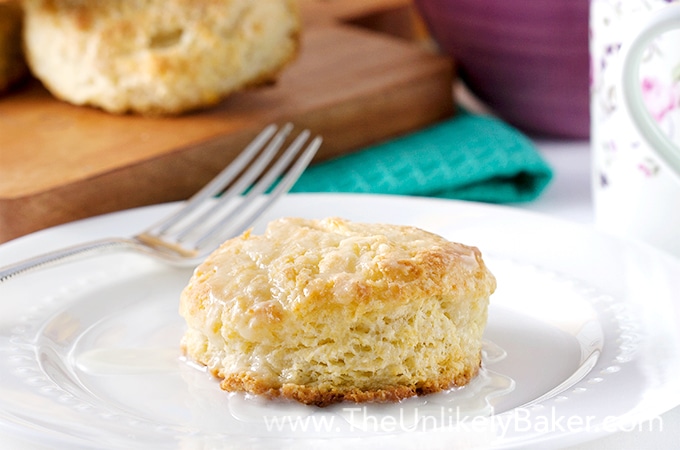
[0, 0, 28, 94]
[21, 0, 300, 115]
[180, 217, 496, 407]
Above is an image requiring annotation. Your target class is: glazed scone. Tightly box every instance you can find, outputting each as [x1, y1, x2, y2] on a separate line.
[21, 0, 300, 115]
[0, 0, 28, 94]
[180, 217, 496, 407]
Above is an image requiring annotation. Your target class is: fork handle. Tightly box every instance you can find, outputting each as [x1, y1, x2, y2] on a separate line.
[0, 238, 137, 283]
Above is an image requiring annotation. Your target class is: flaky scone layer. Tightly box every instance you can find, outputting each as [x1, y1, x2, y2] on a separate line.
[180, 217, 496, 406]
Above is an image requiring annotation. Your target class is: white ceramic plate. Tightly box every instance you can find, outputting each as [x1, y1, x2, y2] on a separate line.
[1, 194, 680, 450]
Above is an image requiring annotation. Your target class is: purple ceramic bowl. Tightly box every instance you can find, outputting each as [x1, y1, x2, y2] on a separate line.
[414, 0, 590, 138]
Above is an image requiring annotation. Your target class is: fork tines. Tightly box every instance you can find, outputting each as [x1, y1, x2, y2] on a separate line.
[146, 124, 321, 256]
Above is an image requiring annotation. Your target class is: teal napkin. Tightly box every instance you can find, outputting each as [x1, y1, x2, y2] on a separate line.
[290, 112, 553, 203]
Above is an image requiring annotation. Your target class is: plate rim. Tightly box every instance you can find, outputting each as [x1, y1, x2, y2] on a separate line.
[1, 193, 680, 449]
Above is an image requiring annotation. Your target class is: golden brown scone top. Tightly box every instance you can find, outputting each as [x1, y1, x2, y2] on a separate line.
[183, 217, 496, 319]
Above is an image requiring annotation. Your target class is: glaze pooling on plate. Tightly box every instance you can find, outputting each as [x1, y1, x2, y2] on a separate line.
[1, 253, 635, 444]
[490, 257, 645, 420]
[223, 346, 514, 436]
[0, 194, 679, 449]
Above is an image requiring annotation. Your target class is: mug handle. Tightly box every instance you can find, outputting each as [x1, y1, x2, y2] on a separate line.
[620, 5, 680, 176]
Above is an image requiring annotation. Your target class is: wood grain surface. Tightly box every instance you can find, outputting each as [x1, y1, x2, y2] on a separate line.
[0, 0, 454, 242]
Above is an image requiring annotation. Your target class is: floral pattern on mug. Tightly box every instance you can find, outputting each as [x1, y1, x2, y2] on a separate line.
[637, 157, 661, 177]
[590, 0, 680, 183]
[591, 0, 680, 257]
[640, 76, 680, 122]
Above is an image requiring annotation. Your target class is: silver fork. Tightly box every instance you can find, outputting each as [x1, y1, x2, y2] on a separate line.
[0, 124, 321, 283]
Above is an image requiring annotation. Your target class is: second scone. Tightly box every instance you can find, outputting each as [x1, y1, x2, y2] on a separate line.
[180, 217, 496, 407]
[22, 0, 300, 115]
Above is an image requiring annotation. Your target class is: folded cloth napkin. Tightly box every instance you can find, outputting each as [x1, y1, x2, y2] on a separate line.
[290, 111, 553, 203]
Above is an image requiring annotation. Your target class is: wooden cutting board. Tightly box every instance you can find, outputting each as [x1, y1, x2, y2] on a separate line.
[0, 0, 454, 243]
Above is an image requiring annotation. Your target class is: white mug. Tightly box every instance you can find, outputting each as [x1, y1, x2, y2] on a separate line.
[590, 0, 680, 257]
